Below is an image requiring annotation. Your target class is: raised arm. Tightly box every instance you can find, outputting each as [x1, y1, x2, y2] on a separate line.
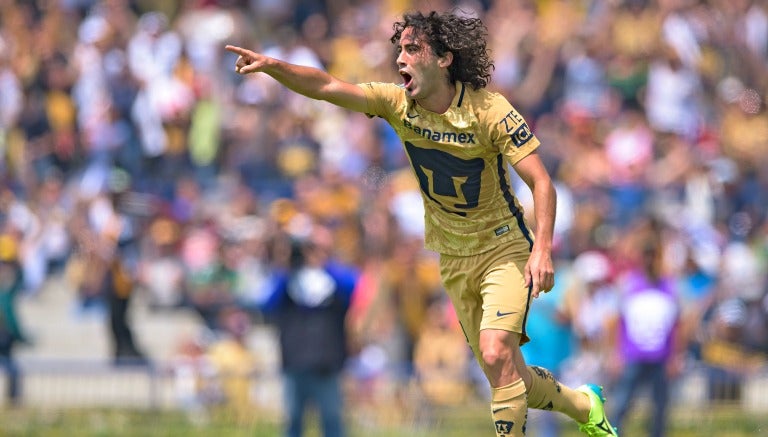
[225, 45, 369, 113]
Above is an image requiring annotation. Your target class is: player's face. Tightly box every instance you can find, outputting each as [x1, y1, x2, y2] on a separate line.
[395, 27, 449, 100]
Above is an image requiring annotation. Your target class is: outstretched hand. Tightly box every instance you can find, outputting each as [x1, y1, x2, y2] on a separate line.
[225, 45, 267, 75]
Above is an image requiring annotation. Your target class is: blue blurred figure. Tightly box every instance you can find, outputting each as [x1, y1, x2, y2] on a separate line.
[522, 263, 576, 436]
[261, 224, 359, 437]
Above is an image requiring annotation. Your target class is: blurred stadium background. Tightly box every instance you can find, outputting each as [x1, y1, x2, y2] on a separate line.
[1, 0, 768, 435]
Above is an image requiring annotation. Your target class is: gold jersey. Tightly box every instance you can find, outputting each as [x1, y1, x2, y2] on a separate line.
[360, 81, 539, 256]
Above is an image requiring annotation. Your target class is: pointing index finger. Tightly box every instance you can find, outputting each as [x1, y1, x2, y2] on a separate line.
[225, 45, 250, 56]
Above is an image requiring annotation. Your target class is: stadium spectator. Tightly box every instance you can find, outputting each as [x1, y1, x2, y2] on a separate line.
[412, 295, 471, 407]
[378, 235, 443, 380]
[206, 306, 259, 421]
[179, 216, 237, 332]
[643, 42, 704, 142]
[95, 174, 148, 365]
[522, 262, 578, 437]
[136, 215, 185, 309]
[607, 232, 683, 437]
[699, 296, 757, 401]
[260, 223, 359, 437]
[0, 36, 23, 142]
[699, 240, 768, 402]
[602, 109, 655, 228]
[0, 231, 27, 406]
[105, 252, 147, 366]
[675, 241, 719, 362]
[560, 250, 618, 391]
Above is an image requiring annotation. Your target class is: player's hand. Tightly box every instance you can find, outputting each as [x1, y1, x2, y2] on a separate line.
[525, 247, 554, 298]
[225, 45, 268, 75]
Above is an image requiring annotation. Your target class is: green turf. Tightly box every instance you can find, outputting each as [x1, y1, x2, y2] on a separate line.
[0, 403, 765, 436]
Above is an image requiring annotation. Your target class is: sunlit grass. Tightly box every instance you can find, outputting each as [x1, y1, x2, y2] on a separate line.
[0, 402, 765, 436]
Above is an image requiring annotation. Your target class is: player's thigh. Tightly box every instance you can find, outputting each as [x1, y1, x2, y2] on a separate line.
[479, 243, 531, 343]
[439, 241, 531, 355]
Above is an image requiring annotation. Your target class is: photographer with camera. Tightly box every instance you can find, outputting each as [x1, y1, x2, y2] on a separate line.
[260, 223, 359, 437]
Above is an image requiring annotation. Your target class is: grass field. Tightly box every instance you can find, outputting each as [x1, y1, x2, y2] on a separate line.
[1, 402, 766, 436]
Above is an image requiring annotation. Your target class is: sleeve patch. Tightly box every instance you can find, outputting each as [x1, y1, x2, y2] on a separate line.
[510, 123, 533, 147]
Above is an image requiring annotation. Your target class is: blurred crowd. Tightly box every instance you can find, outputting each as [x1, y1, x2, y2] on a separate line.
[0, 0, 767, 418]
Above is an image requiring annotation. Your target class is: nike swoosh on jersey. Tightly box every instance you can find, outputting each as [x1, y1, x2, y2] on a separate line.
[496, 310, 517, 317]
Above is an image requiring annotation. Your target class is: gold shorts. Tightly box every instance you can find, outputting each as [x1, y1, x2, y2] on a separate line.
[439, 238, 532, 359]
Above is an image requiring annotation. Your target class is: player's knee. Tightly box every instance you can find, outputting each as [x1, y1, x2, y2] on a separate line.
[480, 343, 511, 370]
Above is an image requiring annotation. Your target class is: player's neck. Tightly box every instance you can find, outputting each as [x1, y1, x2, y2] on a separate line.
[416, 80, 456, 114]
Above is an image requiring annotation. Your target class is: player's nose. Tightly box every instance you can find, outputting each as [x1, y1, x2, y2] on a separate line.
[396, 50, 406, 67]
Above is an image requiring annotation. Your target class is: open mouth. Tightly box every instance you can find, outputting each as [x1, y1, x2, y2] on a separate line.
[400, 71, 413, 89]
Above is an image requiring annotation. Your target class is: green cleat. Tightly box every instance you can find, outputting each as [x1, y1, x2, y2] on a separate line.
[576, 384, 619, 436]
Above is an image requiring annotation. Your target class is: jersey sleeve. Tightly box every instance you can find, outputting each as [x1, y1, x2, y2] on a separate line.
[485, 94, 540, 166]
[359, 82, 404, 119]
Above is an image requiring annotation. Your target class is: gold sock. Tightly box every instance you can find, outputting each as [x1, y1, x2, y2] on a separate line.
[526, 365, 591, 423]
[490, 379, 527, 437]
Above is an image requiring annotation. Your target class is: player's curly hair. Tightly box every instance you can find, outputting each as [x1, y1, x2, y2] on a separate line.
[391, 10, 494, 90]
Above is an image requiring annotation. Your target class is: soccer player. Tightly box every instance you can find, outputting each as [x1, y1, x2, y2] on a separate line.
[226, 10, 618, 437]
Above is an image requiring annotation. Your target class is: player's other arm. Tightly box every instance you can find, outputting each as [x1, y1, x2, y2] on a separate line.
[514, 152, 556, 297]
[225, 45, 368, 114]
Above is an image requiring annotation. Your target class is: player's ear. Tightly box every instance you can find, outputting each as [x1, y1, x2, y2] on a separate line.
[438, 51, 453, 68]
